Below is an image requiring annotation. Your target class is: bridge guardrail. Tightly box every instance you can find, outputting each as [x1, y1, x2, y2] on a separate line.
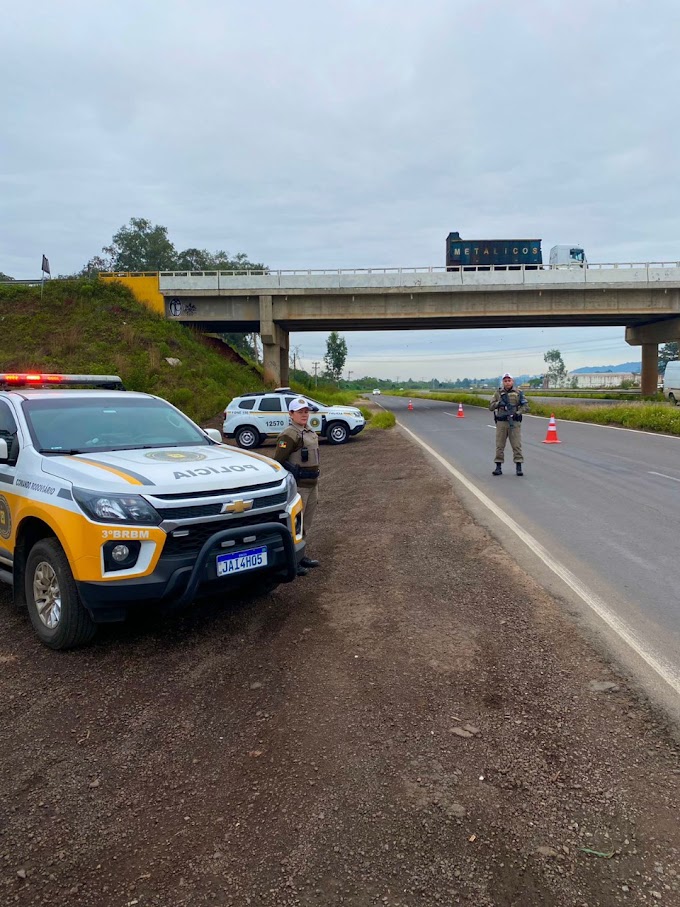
[7, 263, 678, 286]
[98, 262, 680, 280]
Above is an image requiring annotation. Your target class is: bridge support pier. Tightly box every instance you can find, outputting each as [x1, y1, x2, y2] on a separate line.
[640, 343, 658, 396]
[626, 316, 680, 395]
[259, 295, 289, 387]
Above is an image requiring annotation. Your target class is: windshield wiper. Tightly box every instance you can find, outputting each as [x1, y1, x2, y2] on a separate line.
[38, 448, 84, 456]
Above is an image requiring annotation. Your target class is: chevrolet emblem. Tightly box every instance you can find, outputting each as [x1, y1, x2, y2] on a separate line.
[222, 499, 254, 514]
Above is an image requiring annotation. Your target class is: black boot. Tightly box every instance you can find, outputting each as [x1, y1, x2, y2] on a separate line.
[296, 565, 309, 577]
[516, 463, 523, 476]
[300, 557, 319, 568]
[492, 463, 502, 476]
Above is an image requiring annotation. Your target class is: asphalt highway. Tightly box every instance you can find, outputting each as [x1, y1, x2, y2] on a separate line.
[376, 394, 680, 722]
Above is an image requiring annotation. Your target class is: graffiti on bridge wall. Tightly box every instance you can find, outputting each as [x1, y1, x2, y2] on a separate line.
[168, 298, 197, 317]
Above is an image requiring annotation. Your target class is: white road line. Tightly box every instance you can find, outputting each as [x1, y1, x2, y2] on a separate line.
[649, 471, 680, 483]
[397, 418, 680, 699]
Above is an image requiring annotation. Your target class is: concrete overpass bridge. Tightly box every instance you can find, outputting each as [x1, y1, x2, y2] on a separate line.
[105, 263, 680, 392]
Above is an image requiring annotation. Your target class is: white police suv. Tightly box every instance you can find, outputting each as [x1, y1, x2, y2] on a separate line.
[223, 388, 365, 449]
[0, 373, 305, 649]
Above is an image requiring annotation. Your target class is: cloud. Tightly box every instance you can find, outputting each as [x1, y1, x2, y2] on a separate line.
[2, 0, 678, 376]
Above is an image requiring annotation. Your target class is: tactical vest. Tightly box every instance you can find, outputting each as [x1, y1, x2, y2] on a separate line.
[494, 388, 527, 421]
[287, 426, 320, 486]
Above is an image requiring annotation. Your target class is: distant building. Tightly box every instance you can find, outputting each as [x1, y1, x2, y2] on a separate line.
[567, 371, 639, 388]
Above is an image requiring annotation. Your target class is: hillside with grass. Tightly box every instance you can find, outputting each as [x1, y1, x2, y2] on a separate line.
[0, 279, 261, 423]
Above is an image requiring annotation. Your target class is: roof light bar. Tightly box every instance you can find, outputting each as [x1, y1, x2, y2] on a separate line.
[0, 373, 125, 390]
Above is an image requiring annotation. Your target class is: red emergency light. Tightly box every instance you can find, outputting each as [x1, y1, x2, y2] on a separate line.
[0, 373, 124, 390]
[0, 373, 64, 385]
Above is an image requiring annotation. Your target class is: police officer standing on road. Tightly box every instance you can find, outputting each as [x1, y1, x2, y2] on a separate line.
[489, 373, 529, 476]
[274, 398, 321, 576]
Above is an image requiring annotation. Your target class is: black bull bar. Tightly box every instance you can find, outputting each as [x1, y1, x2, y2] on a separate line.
[170, 522, 298, 609]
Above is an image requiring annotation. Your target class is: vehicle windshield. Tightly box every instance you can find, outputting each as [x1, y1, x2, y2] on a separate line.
[23, 397, 210, 453]
[300, 396, 327, 409]
[570, 248, 585, 262]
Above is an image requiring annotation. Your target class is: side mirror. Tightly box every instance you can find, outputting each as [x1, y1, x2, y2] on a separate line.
[204, 428, 223, 443]
[0, 438, 8, 460]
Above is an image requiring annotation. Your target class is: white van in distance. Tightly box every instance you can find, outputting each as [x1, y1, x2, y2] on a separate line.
[549, 245, 587, 267]
[663, 360, 680, 405]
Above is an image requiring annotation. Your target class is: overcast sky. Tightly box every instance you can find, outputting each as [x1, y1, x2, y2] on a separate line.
[3, 0, 679, 379]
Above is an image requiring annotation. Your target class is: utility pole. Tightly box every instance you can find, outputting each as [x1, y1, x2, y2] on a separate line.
[347, 370, 353, 383]
[313, 361, 320, 387]
[290, 344, 303, 376]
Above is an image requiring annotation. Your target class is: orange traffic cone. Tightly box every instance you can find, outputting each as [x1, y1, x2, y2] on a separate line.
[407, 399, 414, 411]
[542, 413, 561, 444]
[456, 403, 465, 418]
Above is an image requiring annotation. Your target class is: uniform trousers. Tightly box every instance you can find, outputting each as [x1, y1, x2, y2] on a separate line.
[494, 420, 523, 463]
[299, 483, 319, 533]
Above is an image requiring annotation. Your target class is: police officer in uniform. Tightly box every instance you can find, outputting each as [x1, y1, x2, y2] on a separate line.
[489, 373, 529, 476]
[274, 398, 321, 576]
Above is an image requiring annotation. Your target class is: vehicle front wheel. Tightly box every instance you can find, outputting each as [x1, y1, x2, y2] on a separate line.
[236, 426, 262, 449]
[669, 393, 677, 406]
[25, 538, 96, 649]
[326, 421, 349, 445]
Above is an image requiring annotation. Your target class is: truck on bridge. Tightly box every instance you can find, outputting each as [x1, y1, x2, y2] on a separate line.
[446, 232, 586, 270]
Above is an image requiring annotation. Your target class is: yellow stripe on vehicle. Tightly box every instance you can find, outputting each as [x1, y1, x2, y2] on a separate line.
[5, 491, 166, 581]
[235, 449, 282, 469]
[69, 457, 145, 485]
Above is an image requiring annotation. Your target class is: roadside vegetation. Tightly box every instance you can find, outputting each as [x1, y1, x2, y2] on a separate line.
[0, 279, 369, 423]
[0, 280, 262, 424]
[392, 390, 680, 436]
[525, 389, 648, 401]
[367, 410, 396, 430]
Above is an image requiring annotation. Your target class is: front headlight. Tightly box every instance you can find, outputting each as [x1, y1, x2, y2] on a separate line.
[73, 488, 162, 525]
[284, 472, 298, 504]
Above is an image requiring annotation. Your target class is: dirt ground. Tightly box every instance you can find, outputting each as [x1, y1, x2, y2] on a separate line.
[1, 426, 679, 907]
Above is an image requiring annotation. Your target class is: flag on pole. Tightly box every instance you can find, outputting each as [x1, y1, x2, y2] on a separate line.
[41, 255, 51, 276]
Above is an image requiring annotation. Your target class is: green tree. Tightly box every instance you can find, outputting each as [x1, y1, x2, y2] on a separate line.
[104, 217, 177, 271]
[220, 332, 257, 359]
[323, 331, 348, 382]
[173, 247, 212, 271]
[544, 348, 568, 387]
[175, 248, 265, 272]
[79, 254, 113, 277]
[659, 342, 679, 371]
[78, 218, 178, 275]
[79, 219, 266, 277]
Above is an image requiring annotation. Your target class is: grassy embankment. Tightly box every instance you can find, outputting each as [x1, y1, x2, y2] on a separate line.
[0, 279, 394, 429]
[391, 389, 680, 436]
[0, 279, 261, 424]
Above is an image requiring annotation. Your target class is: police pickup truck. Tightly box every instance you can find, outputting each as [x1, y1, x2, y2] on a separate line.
[0, 374, 305, 649]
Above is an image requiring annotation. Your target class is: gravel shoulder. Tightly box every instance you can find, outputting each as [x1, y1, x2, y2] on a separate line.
[0, 428, 679, 906]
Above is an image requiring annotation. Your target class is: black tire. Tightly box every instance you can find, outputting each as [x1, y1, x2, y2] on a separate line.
[326, 421, 349, 445]
[669, 393, 677, 406]
[236, 426, 261, 449]
[25, 538, 96, 650]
